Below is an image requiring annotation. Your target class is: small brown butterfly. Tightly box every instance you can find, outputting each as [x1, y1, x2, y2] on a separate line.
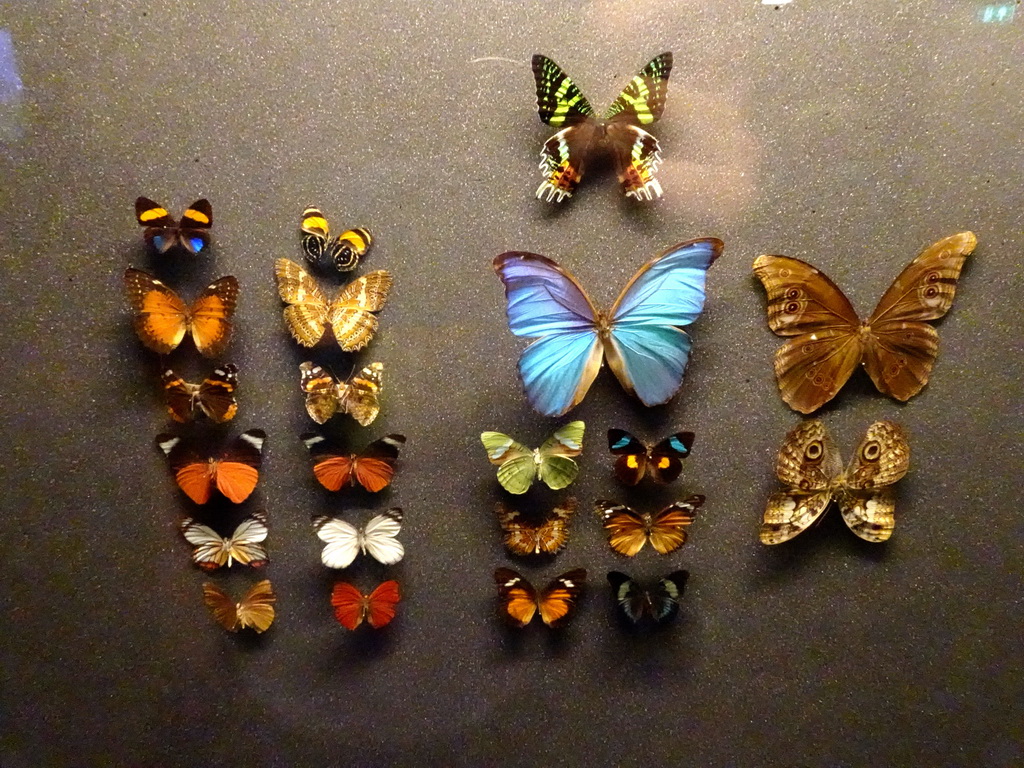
[274, 258, 392, 350]
[753, 232, 976, 414]
[596, 497, 703, 557]
[761, 420, 910, 545]
[299, 361, 383, 426]
[162, 365, 238, 423]
[202, 579, 276, 633]
[495, 498, 577, 556]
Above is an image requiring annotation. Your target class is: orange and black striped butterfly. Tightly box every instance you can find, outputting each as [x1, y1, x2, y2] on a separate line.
[162, 364, 239, 423]
[301, 433, 405, 492]
[596, 497, 703, 557]
[135, 197, 212, 254]
[607, 429, 694, 485]
[202, 579, 276, 633]
[494, 498, 577, 556]
[494, 568, 586, 628]
[331, 580, 401, 630]
[156, 429, 266, 505]
[299, 361, 384, 426]
[124, 268, 239, 358]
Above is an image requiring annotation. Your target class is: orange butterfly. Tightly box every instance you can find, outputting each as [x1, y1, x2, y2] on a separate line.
[124, 268, 239, 358]
[596, 497, 703, 556]
[301, 433, 406, 492]
[494, 498, 577, 556]
[331, 580, 401, 630]
[494, 568, 586, 628]
[156, 430, 266, 504]
[202, 580, 276, 633]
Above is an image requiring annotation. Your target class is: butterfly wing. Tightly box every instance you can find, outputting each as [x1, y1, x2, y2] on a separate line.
[537, 568, 587, 628]
[596, 501, 650, 557]
[299, 362, 340, 424]
[536, 420, 585, 490]
[328, 227, 372, 273]
[188, 276, 239, 358]
[649, 570, 689, 623]
[364, 580, 401, 629]
[351, 434, 405, 492]
[157, 433, 213, 505]
[329, 271, 393, 352]
[604, 52, 673, 124]
[300, 206, 333, 268]
[195, 364, 239, 423]
[224, 512, 270, 567]
[837, 421, 910, 543]
[531, 54, 595, 202]
[336, 362, 385, 426]
[314, 516, 362, 569]
[275, 258, 332, 346]
[861, 232, 976, 402]
[330, 581, 368, 630]
[607, 429, 649, 485]
[760, 420, 843, 545]
[604, 239, 723, 406]
[201, 582, 241, 631]
[234, 580, 276, 633]
[213, 430, 265, 504]
[480, 431, 536, 494]
[134, 197, 177, 253]
[161, 370, 199, 423]
[752, 254, 864, 413]
[494, 568, 539, 627]
[606, 571, 647, 623]
[180, 519, 230, 570]
[647, 431, 694, 484]
[301, 433, 354, 491]
[647, 496, 703, 555]
[176, 199, 213, 254]
[124, 268, 189, 353]
[493, 252, 603, 417]
[360, 508, 404, 565]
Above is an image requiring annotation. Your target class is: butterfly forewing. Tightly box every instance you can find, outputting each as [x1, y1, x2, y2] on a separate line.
[532, 55, 594, 127]
[604, 52, 673, 123]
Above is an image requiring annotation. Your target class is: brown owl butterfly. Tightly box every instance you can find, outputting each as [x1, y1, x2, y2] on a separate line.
[752, 232, 976, 414]
[761, 420, 910, 545]
[494, 497, 577, 556]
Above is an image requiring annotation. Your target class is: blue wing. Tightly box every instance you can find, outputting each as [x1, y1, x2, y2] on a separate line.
[605, 325, 693, 405]
[519, 331, 602, 417]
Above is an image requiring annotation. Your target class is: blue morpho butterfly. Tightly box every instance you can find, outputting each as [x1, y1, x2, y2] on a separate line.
[607, 429, 694, 485]
[493, 238, 723, 417]
[607, 570, 689, 625]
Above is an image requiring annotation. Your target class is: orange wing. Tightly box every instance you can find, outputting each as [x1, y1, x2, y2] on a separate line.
[535, 569, 586, 628]
[312, 455, 356, 491]
[365, 581, 401, 628]
[124, 268, 189, 353]
[213, 462, 260, 504]
[189, 276, 240, 358]
[331, 581, 369, 629]
[351, 458, 397, 493]
[174, 462, 215, 505]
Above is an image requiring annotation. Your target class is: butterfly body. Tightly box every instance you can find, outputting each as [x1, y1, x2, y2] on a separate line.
[202, 580, 276, 633]
[597, 497, 703, 557]
[494, 568, 586, 628]
[331, 580, 401, 630]
[162, 365, 238, 423]
[299, 361, 384, 426]
[302, 433, 405, 492]
[532, 53, 672, 201]
[607, 570, 689, 624]
[495, 498, 576, 555]
[181, 513, 269, 570]
[761, 420, 910, 545]
[753, 232, 976, 413]
[481, 421, 585, 494]
[314, 509, 404, 569]
[607, 429, 694, 485]
[135, 197, 212, 254]
[157, 430, 266, 505]
[301, 206, 372, 272]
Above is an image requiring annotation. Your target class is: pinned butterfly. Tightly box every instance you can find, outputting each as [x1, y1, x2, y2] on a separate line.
[480, 421, 584, 494]
[331, 580, 401, 630]
[761, 419, 910, 545]
[494, 568, 587, 629]
[301, 206, 372, 273]
[313, 509, 404, 569]
[531, 52, 673, 201]
[202, 579, 276, 634]
[753, 232, 976, 413]
[156, 429, 266, 505]
[495, 498, 576, 556]
[494, 239, 721, 417]
[597, 497, 703, 557]
[302, 433, 405, 492]
[135, 197, 212, 254]
[607, 429, 693, 485]
[162, 364, 238, 423]
[180, 512, 269, 570]
[607, 571, 689, 625]
[299, 361, 384, 426]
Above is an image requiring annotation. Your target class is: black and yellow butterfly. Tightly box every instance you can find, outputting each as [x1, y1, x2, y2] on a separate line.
[134, 197, 212, 254]
[607, 429, 694, 485]
[532, 52, 673, 202]
[301, 206, 372, 272]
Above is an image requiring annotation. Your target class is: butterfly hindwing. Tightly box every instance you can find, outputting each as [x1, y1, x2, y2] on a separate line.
[135, 197, 212, 254]
[494, 567, 586, 628]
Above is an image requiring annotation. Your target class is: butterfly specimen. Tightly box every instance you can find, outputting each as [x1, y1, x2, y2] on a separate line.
[123, 268, 239, 358]
[761, 419, 910, 545]
[180, 512, 269, 570]
[156, 429, 266, 505]
[494, 568, 587, 628]
[752, 231, 977, 414]
[480, 421, 585, 495]
[531, 52, 672, 201]
[274, 258, 392, 351]
[162, 364, 239, 423]
[202, 579, 276, 633]
[607, 570, 689, 625]
[607, 429, 694, 485]
[302, 433, 405, 492]
[596, 496, 704, 557]
[301, 206, 372, 273]
[494, 239, 722, 417]
[299, 361, 384, 426]
[135, 197, 212, 254]
[313, 509, 404, 569]
[331, 580, 401, 630]
[495, 497, 577, 556]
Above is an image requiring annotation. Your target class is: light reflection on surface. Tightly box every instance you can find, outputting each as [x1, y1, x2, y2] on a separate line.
[0, 28, 25, 142]
[979, 4, 1016, 22]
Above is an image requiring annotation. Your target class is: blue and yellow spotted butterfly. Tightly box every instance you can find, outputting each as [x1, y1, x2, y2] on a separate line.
[493, 239, 722, 417]
[532, 52, 672, 201]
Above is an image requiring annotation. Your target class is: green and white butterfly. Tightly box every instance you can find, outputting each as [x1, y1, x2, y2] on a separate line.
[480, 421, 585, 495]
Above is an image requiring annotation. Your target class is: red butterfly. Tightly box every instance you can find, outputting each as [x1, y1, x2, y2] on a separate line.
[156, 430, 266, 504]
[301, 433, 405, 492]
[331, 580, 402, 630]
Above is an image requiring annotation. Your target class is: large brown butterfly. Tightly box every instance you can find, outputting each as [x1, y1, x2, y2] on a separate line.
[135, 197, 212, 255]
[301, 433, 405, 492]
[596, 497, 704, 557]
[753, 232, 976, 414]
[299, 361, 384, 426]
[331, 580, 401, 630]
[494, 498, 577, 556]
[156, 430, 266, 505]
[202, 579, 276, 633]
[761, 419, 910, 545]
[162, 364, 238, 423]
[494, 568, 586, 628]
[274, 258, 392, 350]
[124, 268, 239, 358]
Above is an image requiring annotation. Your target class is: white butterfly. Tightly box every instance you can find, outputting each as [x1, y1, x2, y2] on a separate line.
[180, 512, 269, 570]
[313, 509, 404, 569]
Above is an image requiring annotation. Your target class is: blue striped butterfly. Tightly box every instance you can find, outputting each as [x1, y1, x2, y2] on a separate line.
[607, 571, 689, 625]
[493, 239, 722, 417]
[532, 52, 672, 201]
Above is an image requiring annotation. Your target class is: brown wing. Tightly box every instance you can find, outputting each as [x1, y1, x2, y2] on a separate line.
[299, 362, 339, 424]
[837, 421, 910, 542]
[596, 500, 649, 557]
[329, 270, 393, 351]
[752, 255, 864, 413]
[760, 490, 835, 545]
[647, 496, 703, 554]
[188, 276, 239, 358]
[862, 232, 976, 401]
[275, 258, 331, 346]
[494, 568, 538, 627]
[161, 370, 199, 422]
[123, 268, 189, 353]
[337, 363, 384, 426]
[234, 580, 276, 633]
[202, 582, 240, 631]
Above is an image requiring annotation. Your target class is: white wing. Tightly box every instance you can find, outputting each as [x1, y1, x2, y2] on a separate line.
[180, 519, 227, 565]
[360, 508, 404, 565]
[314, 515, 361, 569]
[225, 513, 270, 566]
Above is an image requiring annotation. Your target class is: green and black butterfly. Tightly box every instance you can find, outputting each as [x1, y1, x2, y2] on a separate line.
[531, 52, 673, 202]
[480, 421, 585, 495]
[607, 570, 689, 625]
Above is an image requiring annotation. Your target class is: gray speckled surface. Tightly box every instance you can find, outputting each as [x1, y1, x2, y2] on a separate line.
[1, 1, 1022, 765]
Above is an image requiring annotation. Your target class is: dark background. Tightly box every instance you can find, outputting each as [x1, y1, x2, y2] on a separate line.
[1, 1, 1022, 765]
